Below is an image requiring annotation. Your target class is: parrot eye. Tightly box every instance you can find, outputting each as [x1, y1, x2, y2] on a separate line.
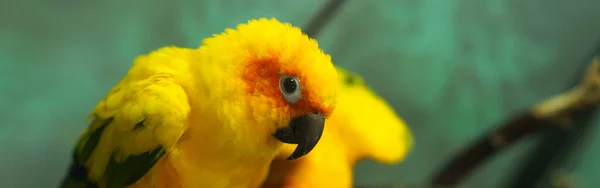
[279, 75, 302, 104]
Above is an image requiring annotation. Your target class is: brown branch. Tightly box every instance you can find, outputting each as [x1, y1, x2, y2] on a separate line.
[504, 107, 598, 188]
[429, 112, 555, 185]
[504, 55, 600, 188]
[430, 56, 600, 186]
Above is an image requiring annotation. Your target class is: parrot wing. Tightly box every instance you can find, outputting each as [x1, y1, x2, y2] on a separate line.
[60, 49, 191, 188]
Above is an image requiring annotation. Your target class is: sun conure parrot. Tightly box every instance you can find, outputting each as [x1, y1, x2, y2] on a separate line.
[59, 18, 339, 188]
[260, 68, 413, 188]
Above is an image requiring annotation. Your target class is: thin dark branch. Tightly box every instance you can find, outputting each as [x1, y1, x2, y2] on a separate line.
[429, 113, 557, 185]
[302, 0, 349, 38]
[504, 108, 598, 188]
[430, 39, 600, 187]
[504, 40, 600, 188]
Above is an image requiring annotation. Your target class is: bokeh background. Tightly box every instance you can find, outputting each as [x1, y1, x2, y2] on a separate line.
[1, 0, 600, 187]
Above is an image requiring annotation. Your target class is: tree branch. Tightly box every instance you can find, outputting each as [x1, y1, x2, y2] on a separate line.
[430, 52, 600, 186]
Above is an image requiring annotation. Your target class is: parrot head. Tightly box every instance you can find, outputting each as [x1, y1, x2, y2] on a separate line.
[198, 18, 338, 160]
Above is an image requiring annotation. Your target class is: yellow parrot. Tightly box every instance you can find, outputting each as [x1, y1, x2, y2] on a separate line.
[261, 68, 413, 188]
[59, 18, 339, 188]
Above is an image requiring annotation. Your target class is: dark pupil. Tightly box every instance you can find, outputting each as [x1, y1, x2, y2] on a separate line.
[283, 78, 297, 94]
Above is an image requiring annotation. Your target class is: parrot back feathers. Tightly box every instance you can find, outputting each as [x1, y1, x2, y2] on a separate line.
[59, 118, 110, 188]
[60, 65, 191, 188]
[60, 117, 172, 188]
[102, 142, 166, 188]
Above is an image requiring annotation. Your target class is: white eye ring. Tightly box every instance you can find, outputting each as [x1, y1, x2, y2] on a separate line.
[279, 75, 302, 104]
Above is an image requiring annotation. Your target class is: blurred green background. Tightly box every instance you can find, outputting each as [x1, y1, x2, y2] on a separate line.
[1, 0, 600, 187]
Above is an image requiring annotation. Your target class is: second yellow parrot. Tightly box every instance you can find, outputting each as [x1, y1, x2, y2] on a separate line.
[261, 68, 413, 188]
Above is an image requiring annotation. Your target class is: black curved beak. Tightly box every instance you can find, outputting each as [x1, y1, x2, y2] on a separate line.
[272, 113, 325, 160]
